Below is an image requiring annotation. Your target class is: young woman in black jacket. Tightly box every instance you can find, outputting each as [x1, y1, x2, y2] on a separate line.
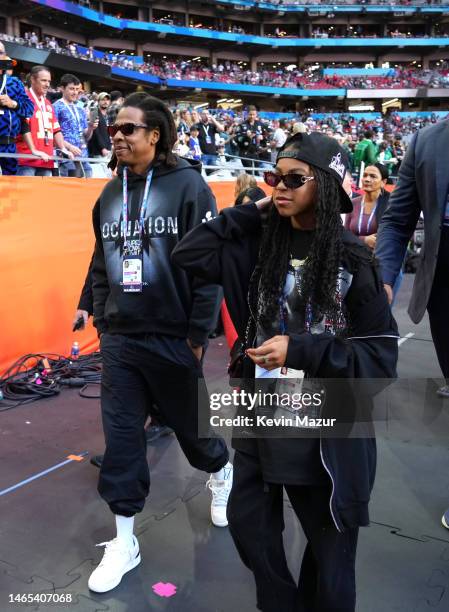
[172, 132, 399, 612]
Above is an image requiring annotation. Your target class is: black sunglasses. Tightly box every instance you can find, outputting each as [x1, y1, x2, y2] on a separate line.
[264, 170, 314, 190]
[108, 122, 148, 137]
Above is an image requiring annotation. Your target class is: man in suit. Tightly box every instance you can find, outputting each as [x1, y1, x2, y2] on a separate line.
[376, 118, 449, 529]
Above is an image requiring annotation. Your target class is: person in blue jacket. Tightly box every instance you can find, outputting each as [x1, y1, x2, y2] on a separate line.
[0, 43, 34, 175]
[173, 132, 399, 612]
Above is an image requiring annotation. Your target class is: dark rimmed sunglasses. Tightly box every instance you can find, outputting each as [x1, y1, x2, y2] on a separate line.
[108, 122, 148, 137]
[264, 170, 314, 190]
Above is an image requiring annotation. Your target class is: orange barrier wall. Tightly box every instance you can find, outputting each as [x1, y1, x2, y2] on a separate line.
[0, 177, 238, 374]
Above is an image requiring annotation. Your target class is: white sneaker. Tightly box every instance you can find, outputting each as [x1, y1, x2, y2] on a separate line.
[206, 463, 233, 527]
[88, 535, 141, 593]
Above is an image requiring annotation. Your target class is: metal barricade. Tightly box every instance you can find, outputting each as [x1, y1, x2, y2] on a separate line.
[0, 152, 273, 179]
[0, 152, 112, 178]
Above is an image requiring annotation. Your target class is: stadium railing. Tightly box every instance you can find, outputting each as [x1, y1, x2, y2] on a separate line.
[0, 152, 273, 179]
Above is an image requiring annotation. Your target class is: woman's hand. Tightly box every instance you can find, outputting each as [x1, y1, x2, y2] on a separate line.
[255, 196, 272, 211]
[246, 335, 289, 371]
[364, 234, 377, 250]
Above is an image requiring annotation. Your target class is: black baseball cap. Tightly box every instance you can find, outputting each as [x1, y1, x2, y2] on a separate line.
[277, 132, 353, 213]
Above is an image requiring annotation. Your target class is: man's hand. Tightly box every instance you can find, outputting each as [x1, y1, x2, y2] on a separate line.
[383, 284, 393, 304]
[32, 150, 50, 162]
[101, 148, 110, 158]
[72, 309, 89, 331]
[187, 339, 203, 362]
[66, 144, 82, 157]
[0, 94, 17, 109]
[364, 234, 377, 250]
[246, 335, 289, 371]
[89, 119, 99, 130]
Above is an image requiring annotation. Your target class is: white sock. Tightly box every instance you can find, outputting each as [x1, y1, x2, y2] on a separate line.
[212, 461, 232, 481]
[115, 514, 134, 547]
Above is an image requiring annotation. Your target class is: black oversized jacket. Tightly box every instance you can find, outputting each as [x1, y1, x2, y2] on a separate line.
[91, 157, 219, 345]
[172, 202, 399, 531]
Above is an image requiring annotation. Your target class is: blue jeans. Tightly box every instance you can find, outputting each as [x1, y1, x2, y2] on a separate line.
[202, 154, 218, 167]
[17, 166, 52, 177]
[58, 160, 92, 178]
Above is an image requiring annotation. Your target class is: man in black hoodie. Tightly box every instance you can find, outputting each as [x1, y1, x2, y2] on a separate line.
[86, 93, 232, 594]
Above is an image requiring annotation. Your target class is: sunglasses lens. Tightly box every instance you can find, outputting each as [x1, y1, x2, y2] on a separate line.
[264, 172, 280, 187]
[284, 175, 304, 189]
[109, 123, 135, 137]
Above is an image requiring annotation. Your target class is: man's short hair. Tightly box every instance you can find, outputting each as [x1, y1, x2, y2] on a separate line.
[60, 73, 81, 88]
[247, 105, 257, 112]
[364, 129, 374, 139]
[109, 90, 123, 102]
[30, 65, 50, 78]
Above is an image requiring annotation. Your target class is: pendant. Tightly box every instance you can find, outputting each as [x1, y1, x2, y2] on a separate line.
[290, 258, 306, 269]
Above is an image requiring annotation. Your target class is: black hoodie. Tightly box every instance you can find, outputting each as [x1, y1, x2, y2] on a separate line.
[172, 202, 399, 531]
[91, 157, 219, 345]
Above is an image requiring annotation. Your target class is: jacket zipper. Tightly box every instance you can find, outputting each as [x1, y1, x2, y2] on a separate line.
[319, 434, 342, 533]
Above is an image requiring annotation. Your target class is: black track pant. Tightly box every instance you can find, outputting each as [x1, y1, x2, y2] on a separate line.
[227, 450, 358, 612]
[428, 227, 449, 379]
[98, 332, 229, 516]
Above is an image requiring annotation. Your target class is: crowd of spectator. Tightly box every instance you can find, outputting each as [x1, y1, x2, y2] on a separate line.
[2, 32, 449, 91]
[2, 51, 448, 180]
[250, 1, 445, 6]
[171, 106, 449, 177]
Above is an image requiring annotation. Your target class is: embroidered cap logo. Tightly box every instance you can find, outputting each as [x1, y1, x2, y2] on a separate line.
[328, 152, 345, 179]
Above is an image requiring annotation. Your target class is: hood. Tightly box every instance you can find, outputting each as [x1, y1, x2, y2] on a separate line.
[116, 155, 202, 184]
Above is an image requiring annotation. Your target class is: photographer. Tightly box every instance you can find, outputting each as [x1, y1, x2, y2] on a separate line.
[88, 92, 112, 178]
[195, 109, 224, 172]
[0, 42, 34, 175]
[234, 106, 268, 171]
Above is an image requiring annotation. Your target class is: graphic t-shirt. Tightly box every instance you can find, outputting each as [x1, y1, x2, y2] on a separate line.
[253, 229, 354, 486]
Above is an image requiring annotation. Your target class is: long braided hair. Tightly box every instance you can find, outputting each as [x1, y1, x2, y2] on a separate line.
[248, 144, 345, 334]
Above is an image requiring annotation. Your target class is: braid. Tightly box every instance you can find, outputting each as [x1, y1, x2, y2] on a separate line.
[248, 206, 291, 330]
[248, 167, 344, 334]
[300, 167, 343, 322]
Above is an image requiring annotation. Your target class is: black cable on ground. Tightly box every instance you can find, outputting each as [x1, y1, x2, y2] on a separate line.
[0, 351, 102, 412]
[79, 382, 101, 399]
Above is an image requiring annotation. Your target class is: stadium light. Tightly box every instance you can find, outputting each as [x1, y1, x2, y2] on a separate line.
[348, 104, 375, 111]
[382, 98, 399, 109]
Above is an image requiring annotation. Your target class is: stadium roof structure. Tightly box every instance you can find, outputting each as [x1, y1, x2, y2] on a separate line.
[215, 0, 449, 14]
[18, 0, 449, 50]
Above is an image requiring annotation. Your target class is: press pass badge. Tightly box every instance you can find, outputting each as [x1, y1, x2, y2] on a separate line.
[122, 256, 142, 293]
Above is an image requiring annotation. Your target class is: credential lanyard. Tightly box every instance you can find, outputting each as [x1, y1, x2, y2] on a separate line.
[0, 74, 7, 96]
[122, 166, 153, 250]
[358, 199, 378, 236]
[62, 99, 81, 133]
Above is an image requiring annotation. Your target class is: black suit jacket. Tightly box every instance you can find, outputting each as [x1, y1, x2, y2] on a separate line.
[376, 119, 449, 323]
